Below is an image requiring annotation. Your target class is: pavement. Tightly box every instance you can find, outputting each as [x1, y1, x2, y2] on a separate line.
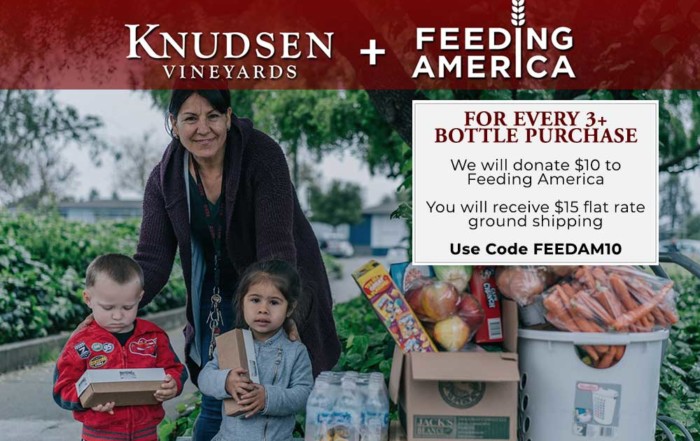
[0, 256, 386, 441]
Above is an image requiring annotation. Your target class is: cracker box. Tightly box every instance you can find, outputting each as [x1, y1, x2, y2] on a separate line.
[76, 368, 165, 408]
[353, 260, 437, 353]
[470, 266, 504, 344]
[388, 300, 520, 441]
[215, 328, 260, 416]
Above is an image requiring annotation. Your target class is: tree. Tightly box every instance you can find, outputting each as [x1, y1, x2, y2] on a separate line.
[112, 133, 162, 195]
[0, 90, 105, 208]
[660, 174, 694, 237]
[308, 180, 363, 229]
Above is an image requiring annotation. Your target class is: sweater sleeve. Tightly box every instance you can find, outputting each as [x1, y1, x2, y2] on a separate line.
[251, 134, 297, 264]
[262, 344, 313, 417]
[197, 350, 233, 400]
[156, 330, 189, 395]
[135, 164, 178, 307]
[52, 337, 87, 411]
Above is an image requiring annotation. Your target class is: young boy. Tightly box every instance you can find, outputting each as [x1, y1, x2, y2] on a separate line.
[53, 253, 188, 441]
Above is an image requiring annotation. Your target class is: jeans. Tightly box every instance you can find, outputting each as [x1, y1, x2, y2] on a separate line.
[193, 278, 236, 441]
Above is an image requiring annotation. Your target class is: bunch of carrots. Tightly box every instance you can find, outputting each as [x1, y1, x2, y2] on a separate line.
[543, 266, 678, 369]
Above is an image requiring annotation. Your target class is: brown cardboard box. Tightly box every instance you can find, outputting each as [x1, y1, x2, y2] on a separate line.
[389, 300, 520, 441]
[215, 328, 259, 416]
[76, 368, 165, 408]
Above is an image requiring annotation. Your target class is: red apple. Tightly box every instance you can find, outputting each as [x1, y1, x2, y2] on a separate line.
[405, 283, 428, 317]
[420, 281, 460, 321]
[433, 316, 470, 351]
[457, 293, 485, 332]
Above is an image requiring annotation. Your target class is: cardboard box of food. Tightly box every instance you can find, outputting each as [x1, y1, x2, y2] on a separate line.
[353, 260, 437, 353]
[389, 300, 520, 441]
[76, 368, 165, 408]
[215, 328, 259, 416]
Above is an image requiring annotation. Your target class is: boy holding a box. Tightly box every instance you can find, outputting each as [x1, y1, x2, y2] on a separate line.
[53, 254, 188, 441]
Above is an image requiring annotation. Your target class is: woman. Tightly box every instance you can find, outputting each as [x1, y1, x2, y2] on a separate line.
[134, 88, 340, 441]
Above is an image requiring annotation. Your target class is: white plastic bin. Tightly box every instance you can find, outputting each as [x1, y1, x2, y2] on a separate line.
[518, 329, 668, 441]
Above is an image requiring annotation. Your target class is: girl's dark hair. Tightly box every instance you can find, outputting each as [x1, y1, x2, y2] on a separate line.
[235, 260, 302, 326]
[166, 89, 231, 137]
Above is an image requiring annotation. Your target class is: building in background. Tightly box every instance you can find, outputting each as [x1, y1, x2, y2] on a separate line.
[350, 201, 408, 256]
[58, 200, 142, 222]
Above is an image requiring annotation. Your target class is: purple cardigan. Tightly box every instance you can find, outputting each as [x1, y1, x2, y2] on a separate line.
[135, 117, 340, 377]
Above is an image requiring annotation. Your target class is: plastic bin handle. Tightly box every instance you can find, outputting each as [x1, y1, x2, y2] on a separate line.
[564, 333, 632, 346]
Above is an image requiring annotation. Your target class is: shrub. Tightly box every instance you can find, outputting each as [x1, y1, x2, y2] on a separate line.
[0, 212, 185, 344]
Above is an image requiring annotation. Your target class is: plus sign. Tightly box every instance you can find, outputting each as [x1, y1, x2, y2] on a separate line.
[360, 39, 385, 66]
[597, 116, 608, 125]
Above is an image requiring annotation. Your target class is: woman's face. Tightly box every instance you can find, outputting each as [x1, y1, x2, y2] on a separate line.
[170, 93, 232, 161]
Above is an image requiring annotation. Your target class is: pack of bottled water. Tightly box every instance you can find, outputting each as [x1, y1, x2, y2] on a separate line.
[305, 371, 389, 441]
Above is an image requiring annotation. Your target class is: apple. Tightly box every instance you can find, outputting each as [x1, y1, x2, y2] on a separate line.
[420, 281, 460, 321]
[457, 293, 485, 332]
[405, 283, 428, 317]
[433, 316, 470, 351]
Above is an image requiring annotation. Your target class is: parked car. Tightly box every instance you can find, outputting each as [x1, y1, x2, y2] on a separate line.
[321, 239, 355, 258]
[386, 237, 410, 263]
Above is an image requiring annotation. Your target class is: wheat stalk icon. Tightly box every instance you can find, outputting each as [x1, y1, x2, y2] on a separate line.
[511, 0, 525, 27]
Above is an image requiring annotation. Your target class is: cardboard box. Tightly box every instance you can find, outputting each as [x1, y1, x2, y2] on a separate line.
[76, 368, 165, 408]
[215, 328, 259, 416]
[389, 300, 520, 441]
[353, 260, 437, 353]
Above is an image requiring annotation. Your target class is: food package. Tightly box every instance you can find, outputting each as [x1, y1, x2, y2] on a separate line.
[432, 265, 472, 292]
[543, 266, 678, 332]
[495, 265, 578, 306]
[542, 266, 678, 368]
[389, 262, 433, 293]
[353, 260, 438, 353]
[404, 280, 485, 351]
[470, 266, 504, 344]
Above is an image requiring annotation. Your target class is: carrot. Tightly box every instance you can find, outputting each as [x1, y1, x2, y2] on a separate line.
[596, 348, 616, 369]
[613, 345, 625, 361]
[591, 267, 610, 286]
[544, 292, 579, 331]
[609, 274, 639, 310]
[612, 284, 673, 330]
[544, 291, 600, 362]
[577, 267, 597, 291]
[626, 280, 675, 326]
[572, 290, 614, 326]
[560, 282, 577, 297]
[559, 289, 609, 353]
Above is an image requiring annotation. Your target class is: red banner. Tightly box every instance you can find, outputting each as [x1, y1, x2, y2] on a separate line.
[1, 0, 699, 89]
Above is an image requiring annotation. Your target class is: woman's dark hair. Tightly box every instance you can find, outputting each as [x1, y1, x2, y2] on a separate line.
[166, 89, 231, 137]
[235, 260, 302, 326]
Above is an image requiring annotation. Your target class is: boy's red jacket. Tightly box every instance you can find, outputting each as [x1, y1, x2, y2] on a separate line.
[53, 318, 188, 441]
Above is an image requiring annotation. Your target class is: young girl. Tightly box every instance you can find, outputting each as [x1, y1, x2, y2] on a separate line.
[198, 260, 314, 441]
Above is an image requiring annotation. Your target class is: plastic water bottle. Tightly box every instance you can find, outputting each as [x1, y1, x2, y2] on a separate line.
[331, 377, 362, 441]
[305, 378, 335, 441]
[361, 375, 389, 441]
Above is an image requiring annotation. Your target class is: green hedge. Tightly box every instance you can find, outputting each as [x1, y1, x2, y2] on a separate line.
[0, 212, 185, 344]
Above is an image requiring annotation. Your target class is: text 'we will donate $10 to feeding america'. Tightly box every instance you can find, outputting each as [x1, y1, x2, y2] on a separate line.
[412, 101, 658, 265]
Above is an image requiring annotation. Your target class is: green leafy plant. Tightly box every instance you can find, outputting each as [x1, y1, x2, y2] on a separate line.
[657, 273, 700, 440]
[0, 212, 186, 344]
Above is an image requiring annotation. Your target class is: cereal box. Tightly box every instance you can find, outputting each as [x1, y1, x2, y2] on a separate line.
[353, 260, 437, 352]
